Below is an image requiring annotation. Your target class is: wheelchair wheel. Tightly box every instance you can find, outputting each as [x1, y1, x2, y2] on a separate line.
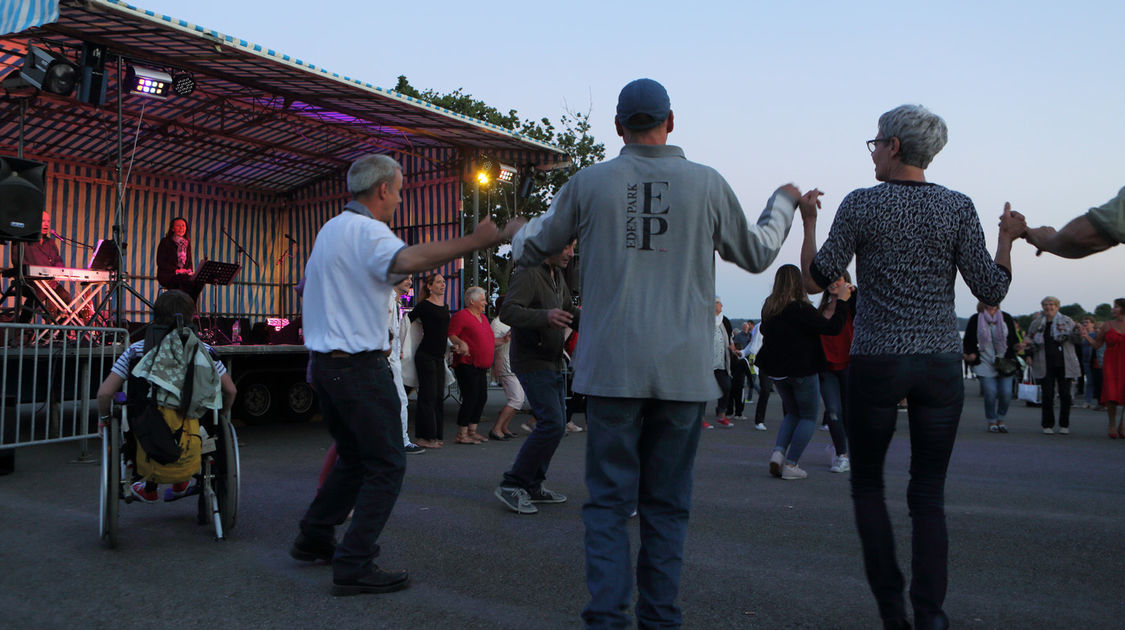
[216, 419, 240, 534]
[99, 418, 120, 549]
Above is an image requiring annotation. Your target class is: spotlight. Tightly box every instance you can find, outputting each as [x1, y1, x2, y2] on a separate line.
[475, 155, 517, 186]
[19, 45, 78, 95]
[171, 72, 195, 97]
[124, 65, 171, 99]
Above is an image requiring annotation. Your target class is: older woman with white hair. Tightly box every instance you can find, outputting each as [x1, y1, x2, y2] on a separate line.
[448, 286, 495, 444]
[1025, 295, 1082, 434]
[799, 104, 1026, 630]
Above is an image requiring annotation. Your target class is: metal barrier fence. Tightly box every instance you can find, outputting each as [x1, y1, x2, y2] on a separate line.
[0, 323, 129, 454]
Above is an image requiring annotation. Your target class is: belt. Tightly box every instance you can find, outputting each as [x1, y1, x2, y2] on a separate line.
[315, 349, 384, 359]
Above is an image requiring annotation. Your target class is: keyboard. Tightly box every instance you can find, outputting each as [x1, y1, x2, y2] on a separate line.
[24, 265, 112, 283]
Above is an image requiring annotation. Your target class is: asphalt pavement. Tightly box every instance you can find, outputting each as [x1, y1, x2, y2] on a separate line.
[1, 380, 1123, 629]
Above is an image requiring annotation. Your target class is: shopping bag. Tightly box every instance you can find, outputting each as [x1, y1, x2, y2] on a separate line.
[1017, 382, 1041, 404]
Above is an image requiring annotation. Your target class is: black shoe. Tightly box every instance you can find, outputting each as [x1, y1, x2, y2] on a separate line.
[404, 443, 426, 454]
[290, 533, 336, 563]
[526, 485, 567, 504]
[915, 612, 949, 630]
[331, 567, 410, 596]
[883, 618, 911, 630]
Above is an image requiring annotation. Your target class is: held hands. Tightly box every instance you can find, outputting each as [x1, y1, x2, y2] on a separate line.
[828, 279, 853, 301]
[998, 202, 1028, 241]
[474, 216, 527, 247]
[798, 188, 824, 223]
[546, 308, 574, 329]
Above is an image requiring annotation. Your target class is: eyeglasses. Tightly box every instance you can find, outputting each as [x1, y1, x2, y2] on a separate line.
[866, 138, 892, 153]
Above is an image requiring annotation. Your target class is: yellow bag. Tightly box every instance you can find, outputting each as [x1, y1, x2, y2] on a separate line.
[135, 406, 201, 484]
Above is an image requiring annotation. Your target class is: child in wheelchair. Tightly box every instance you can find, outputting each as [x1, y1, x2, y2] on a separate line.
[96, 290, 237, 503]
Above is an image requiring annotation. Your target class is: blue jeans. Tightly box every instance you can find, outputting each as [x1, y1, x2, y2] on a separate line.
[772, 375, 821, 465]
[978, 374, 1013, 422]
[502, 370, 566, 490]
[847, 352, 963, 625]
[819, 368, 849, 455]
[299, 351, 405, 581]
[582, 397, 705, 630]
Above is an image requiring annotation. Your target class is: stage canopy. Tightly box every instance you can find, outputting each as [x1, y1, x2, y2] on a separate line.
[0, 0, 568, 194]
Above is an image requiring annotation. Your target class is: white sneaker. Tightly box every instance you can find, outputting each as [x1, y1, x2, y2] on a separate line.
[768, 450, 784, 478]
[818, 424, 830, 431]
[830, 455, 850, 473]
[1042, 427, 1055, 435]
[565, 421, 584, 433]
[754, 422, 767, 431]
[781, 463, 808, 480]
[1058, 427, 1070, 435]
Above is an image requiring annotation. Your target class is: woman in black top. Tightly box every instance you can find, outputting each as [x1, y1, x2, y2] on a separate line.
[755, 264, 849, 480]
[156, 217, 203, 303]
[410, 273, 450, 447]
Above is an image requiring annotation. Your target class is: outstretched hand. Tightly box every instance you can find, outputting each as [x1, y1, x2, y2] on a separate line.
[798, 188, 824, 223]
[998, 202, 1027, 241]
[475, 216, 527, 246]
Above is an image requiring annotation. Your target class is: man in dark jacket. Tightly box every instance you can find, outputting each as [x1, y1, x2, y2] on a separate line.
[494, 240, 580, 514]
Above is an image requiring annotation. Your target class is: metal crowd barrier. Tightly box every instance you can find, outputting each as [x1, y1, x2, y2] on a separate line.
[0, 323, 130, 459]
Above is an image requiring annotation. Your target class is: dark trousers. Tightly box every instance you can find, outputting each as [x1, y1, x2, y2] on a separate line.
[847, 352, 963, 625]
[754, 372, 775, 425]
[713, 369, 731, 417]
[503, 370, 566, 490]
[727, 358, 751, 416]
[413, 352, 445, 440]
[299, 352, 405, 581]
[1039, 366, 1072, 428]
[454, 364, 488, 427]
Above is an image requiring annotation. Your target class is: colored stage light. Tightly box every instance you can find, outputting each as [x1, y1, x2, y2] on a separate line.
[171, 72, 195, 97]
[475, 155, 517, 187]
[124, 65, 171, 99]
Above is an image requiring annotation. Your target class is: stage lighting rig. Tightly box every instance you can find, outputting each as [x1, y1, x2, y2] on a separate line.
[124, 64, 172, 99]
[475, 155, 517, 186]
[18, 45, 78, 95]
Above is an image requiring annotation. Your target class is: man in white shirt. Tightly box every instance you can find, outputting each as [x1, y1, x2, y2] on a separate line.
[290, 154, 521, 596]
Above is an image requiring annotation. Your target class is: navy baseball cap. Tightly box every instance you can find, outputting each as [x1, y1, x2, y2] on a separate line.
[616, 78, 671, 130]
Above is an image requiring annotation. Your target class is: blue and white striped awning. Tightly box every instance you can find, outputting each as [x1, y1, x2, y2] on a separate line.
[0, 0, 57, 37]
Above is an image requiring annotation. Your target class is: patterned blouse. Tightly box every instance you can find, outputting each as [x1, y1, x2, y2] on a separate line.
[810, 181, 1010, 356]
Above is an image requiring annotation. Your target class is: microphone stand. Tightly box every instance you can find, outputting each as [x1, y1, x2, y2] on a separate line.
[222, 227, 258, 325]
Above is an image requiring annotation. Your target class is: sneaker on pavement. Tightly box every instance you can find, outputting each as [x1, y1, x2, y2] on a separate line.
[819, 424, 830, 431]
[520, 422, 536, 434]
[404, 443, 426, 454]
[755, 422, 767, 431]
[494, 486, 538, 514]
[702, 420, 714, 430]
[164, 478, 199, 502]
[781, 463, 808, 480]
[830, 455, 850, 473]
[130, 480, 158, 503]
[1058, 427, 1070, 435]
[769, 450, 784, 478]
[290, 532, 337, 563]
[715, 417, 734, 428]
[527, 485, 567, 504]
[1042, 427, 1055, 435]
[331, 566, 410, 596]
[565, 421, 584, 433]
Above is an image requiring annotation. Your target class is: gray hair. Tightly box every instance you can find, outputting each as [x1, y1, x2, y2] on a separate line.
[1041, 296, 1061, 307]
[877, 105, 947, 169]
[464, 286, 486, 304]
[346, 154, 401, 198]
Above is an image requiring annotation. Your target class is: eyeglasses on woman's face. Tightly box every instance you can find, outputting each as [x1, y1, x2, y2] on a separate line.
[866, 138, 892, 153]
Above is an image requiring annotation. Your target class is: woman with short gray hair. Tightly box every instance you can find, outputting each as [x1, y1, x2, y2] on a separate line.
[1025, 295, 1082, 433]
[799, 104, 1026, 629]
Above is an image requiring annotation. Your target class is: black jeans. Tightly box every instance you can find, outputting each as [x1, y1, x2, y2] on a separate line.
[1038, 366, 1072, 428]
[727, 358, 751, 416]
[847, 352, 963, 624]
[299, 351, 405, 581]
[713, 369, 731, 417]
[413, 352, 445, 440]
[454, 364, 488, 427]
[754, 371, 775, 425]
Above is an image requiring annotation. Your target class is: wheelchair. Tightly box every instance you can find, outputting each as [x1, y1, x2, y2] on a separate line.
[99, 402, 240, 548]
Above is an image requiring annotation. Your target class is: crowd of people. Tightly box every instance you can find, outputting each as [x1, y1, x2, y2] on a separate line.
[260, 77, 1125, 628]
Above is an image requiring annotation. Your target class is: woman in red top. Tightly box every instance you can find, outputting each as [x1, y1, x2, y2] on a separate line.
[818, 271, 856, 473]
[1083, 298, 1125, 438]
[448, 286, 496, 444]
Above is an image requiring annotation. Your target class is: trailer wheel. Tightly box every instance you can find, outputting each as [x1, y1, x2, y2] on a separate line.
[284, 380, 317, 421]
[235, 377, 273, 422]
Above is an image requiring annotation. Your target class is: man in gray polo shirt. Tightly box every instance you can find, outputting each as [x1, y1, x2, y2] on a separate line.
[290, 154, 521, 596]
[512, 78, 808, 628]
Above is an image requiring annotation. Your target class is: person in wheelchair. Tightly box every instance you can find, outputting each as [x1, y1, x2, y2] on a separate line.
[96, 290, 237, 503]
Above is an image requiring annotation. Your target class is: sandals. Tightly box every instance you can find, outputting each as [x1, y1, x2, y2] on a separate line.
[455, 434, 477, 445]
[469, 432, 489, 443]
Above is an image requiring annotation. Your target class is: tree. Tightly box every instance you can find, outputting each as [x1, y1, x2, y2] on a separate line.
[1059, 303, 1086, 320]
[1095, 303, 1113, 320]
[393, 76, 605, 300]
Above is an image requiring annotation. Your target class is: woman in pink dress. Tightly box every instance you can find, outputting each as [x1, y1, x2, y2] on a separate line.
[1083, 298, 1125, 438]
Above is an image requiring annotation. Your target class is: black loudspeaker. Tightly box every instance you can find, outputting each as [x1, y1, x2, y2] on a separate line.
[0, 156, 47, 242]
[77, 43, 107, 106]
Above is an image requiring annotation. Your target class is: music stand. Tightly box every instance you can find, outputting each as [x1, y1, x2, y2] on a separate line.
[193, 260, 241, 287]
[88, 239, 119, 271]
